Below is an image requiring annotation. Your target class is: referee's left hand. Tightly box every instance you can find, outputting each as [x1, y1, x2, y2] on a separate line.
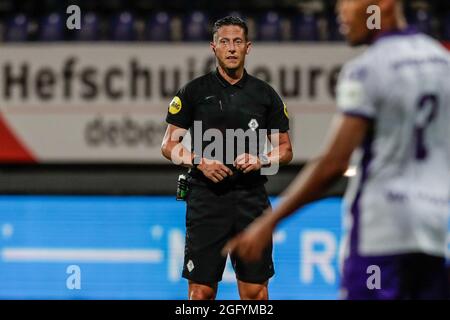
[233, 153, 261, 173]
[222, 211, 276, 262]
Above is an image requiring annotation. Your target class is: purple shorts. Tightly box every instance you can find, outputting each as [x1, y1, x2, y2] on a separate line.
[341, 253, 449, 300]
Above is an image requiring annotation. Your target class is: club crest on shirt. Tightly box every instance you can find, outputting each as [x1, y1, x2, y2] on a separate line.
[248, 119, 259, 131]
[169, 96, 182, 114]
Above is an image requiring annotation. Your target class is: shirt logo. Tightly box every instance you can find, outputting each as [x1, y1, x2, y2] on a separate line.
[283, 102, 289, 119]
[336, 80, 365, 111]
[169, 96, 182, 115]
[248, 119, 259, 131]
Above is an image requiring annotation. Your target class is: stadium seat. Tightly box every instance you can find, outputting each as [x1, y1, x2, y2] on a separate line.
[74, 12, 100, 41]
[110, 11, 137, 41]
[327, 14, 345, 42]
[146, 11, 172, 41]
[292, 13, 320, 41]
[4, 14, 30, 42]
[38, 13, 65, 41]
[182, 11, 209, 42]
[257, 11, 282, 41]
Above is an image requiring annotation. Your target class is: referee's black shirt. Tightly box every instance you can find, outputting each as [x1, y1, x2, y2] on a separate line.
[166, 68, 290, 187]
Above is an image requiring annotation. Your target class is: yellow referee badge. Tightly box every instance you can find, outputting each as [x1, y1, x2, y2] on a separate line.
[283, 102, 289, 119]
[169, 96, 182, 115]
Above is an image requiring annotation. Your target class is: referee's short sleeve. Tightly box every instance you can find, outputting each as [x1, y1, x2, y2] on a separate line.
[336, 61, 378, 120]
[165, 85, 193, 129]
[267, 87, 290, 132]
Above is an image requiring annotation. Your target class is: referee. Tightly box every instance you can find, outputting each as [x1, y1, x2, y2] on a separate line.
[161, 16, 293, 300]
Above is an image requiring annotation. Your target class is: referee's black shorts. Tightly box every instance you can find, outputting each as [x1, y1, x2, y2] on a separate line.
[182, 178, 274, 284]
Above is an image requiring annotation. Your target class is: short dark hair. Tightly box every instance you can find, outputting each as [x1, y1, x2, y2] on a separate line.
[212, 16, 248, 41]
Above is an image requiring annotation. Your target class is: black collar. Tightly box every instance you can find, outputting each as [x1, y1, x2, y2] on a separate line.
[214, 68, 248, 88]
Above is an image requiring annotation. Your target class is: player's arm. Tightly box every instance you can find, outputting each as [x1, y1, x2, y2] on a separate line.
[161, 124, 193, 167]
[263, 90, 293, 169]
[224, 114, 371, 260]
[267, 132, 293, 166]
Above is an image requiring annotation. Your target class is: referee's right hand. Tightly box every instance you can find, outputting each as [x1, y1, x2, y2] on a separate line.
[197, 158, 233, 183]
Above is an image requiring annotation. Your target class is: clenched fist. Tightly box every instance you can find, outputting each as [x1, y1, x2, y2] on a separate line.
[197, 158, 233, 183]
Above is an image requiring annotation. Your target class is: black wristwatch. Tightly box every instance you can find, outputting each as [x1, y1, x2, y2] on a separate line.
[259, 154, 271, 168]
[192, 155, 202, 169]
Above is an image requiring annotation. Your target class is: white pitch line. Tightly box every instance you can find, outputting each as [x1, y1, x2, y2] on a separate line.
[1, 248, 163, 263]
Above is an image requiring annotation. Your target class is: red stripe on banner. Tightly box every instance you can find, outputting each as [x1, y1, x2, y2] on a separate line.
[0, 113, 36, 163]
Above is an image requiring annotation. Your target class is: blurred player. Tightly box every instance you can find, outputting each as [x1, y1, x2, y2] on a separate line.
[224, 0, 450, 299]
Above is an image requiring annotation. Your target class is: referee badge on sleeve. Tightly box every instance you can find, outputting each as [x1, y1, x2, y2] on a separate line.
[283, 102, 289, 119]
[169, 96, 182, 114]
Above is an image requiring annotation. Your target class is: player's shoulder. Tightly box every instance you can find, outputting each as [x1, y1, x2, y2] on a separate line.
[179, 72, 212, 93]
[416, 33, 450, 55]
[340, 49, 378, 84]
[369, 32, 449, 63]
[247, 72, 272, 88]
[246, 72, 280, 98]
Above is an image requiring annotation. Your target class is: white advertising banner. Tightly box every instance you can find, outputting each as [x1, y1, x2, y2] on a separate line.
[0, 43, 364, 163]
